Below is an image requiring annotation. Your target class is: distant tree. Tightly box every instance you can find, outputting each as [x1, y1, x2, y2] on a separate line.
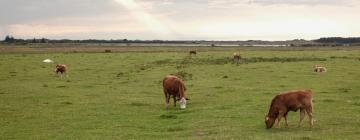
[4, 35, 15, 43]
[40, 38, 46, 43]
[4, 35, 10, 42]
[32, 38, 36, 43]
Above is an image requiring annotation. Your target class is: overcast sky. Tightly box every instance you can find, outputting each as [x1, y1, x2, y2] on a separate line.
[1, 0, 360, 40]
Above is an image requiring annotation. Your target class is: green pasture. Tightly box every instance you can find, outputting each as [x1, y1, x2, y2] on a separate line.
[0, 48, 360, 139]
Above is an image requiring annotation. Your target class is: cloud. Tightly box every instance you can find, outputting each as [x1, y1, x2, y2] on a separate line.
[251, 0, 359, 6]
[0, 0, 121, 25]
[134, 0, 359, 7]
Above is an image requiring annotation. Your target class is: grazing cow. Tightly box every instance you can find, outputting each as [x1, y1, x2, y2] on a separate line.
[233, 52, 241, 64]
[189, 50, 197, 55]
[314, 65, 327, 73]
[55, 64, 67, 76]
[162, 75, 190, 109]
[265, 89, 313, 129]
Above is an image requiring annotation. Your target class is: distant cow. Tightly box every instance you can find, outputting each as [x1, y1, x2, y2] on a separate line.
[55, 64, 67, 76]
[189, 50, 197, 55]
[314, 65, 327, 73]
[162, 75, 190, 109]
[265, 89, 313, 129]
[233, 52, 241, 64]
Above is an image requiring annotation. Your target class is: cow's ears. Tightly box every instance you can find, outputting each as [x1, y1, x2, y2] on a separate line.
[186, 98, 190, 100]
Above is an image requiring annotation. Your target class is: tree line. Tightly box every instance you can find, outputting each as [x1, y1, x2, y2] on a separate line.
[1, 36, 196, 44]
[2, 35, 360, 45]
[314, 37, 360, 44]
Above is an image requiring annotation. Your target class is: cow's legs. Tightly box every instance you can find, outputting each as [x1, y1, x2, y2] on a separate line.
[306, 106, 313, 128]
[284, 113, 289, 128]
[166, 95, 170, 109]
[275, 116, 282, 128]
[173, 96, 176, 107]
[275, 111, 285, 128]
[164, 91, 170, 109]
[298, 108, 306, 127]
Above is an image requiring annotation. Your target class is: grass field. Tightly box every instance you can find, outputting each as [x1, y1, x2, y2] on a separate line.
[1, 46, 360, 139]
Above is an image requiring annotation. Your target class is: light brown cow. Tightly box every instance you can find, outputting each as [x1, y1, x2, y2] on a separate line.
[314, 65, 327, 73]
[162, 75, 189, 109]
[55, 64, 67, 76]
[265, 89, 313, 129]
[233, 52, 241, 64]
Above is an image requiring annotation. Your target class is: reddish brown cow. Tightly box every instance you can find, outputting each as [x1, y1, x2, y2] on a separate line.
[162, 75, 189, 109]
[55, 64, 67, 76]
[265, 89, 313, 129]
[189, 50, 197, 55]
[233, 52, 241, 64]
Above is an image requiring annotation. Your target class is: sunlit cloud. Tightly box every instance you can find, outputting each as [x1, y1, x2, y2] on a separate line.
[4, 16, 146, 39]
[113, 0, 173, 36]
[251, 0, 359, 6]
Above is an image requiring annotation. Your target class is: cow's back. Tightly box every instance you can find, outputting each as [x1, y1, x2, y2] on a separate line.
[56, 64, 67, 73]
[163, 76, 184, 96]
[277, 90, 312, 111]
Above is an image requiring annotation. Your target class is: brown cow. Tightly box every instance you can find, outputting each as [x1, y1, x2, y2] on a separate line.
[189, 50, 197, 55]
[55, 64, 67, 76]
[233, 52, 241, 64]
[314, 65, 326, 73]
[265, 89, 313, 129]
[162, 75, 189, 109]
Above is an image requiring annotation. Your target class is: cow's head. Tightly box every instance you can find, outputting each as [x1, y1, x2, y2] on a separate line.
[179, 97, 187, 109]
[265, 116, 276, 129]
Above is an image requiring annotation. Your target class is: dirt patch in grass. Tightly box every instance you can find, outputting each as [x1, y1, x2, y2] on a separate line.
[160, 114, 177, 119]
[82, 85, 94, 88]
[301, 136, 312, 140]
[171, 70, 193, 81]
[152, 56, 327, 66]
[338, 88, 351, 93]
[167, 127, 184, 132]
[153, 59, 173, 65]
[329, 56, 351, 59]
[61, 101, 73, 105]
[213, 86, 223, 89]
[116, 72, 124, 77]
